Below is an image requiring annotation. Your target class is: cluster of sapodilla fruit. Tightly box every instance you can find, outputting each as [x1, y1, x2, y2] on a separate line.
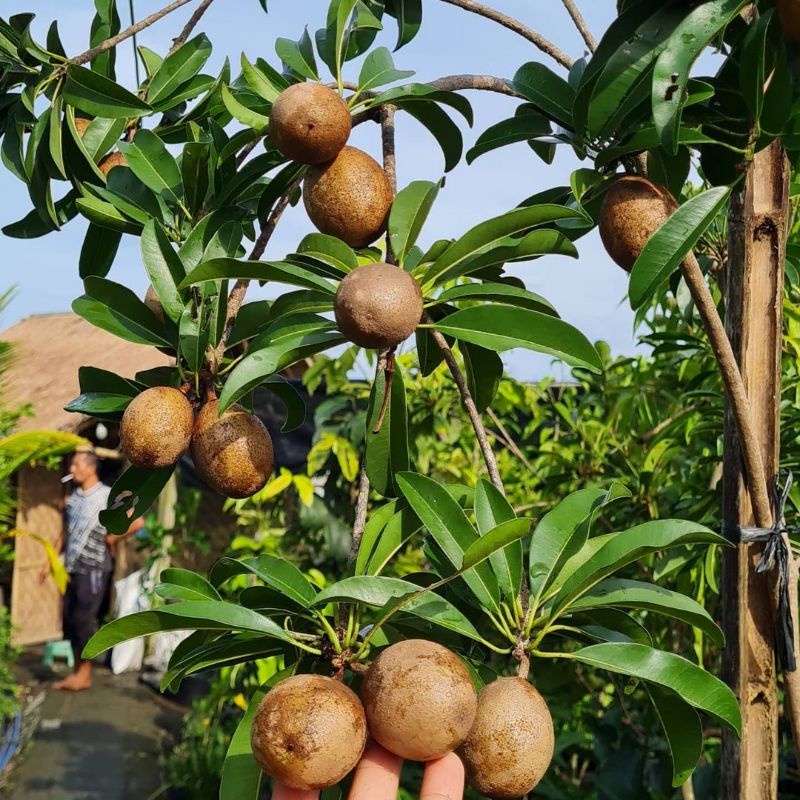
[250, 639, 555, 798]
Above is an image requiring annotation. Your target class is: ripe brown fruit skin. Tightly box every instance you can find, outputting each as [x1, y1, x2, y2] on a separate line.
[74, 117, 92, 138]
[303, 146, 393, 248]
[361, 639, 477, 761]
[779, 0, 800, 41]
[270, 83, 352, 164]
[598, 176, 677, 272]
[98, 151, 128, 177]
[251, 674, 367, 791]
[334, 263, 423, 349]
[120, 386, 194, 469]
[190, 400, 274, 498]
[143, 285, 165, 323]
[461, 677, 554, 799]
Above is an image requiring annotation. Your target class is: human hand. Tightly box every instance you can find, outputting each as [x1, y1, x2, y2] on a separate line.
[272, 741, 465, 800]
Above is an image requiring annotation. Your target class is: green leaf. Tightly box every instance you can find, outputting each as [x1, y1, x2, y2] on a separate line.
[435, 283, 557, 316]
[467, 110, 551, 164]
[181, 258, 336, 294]
[529, 485, 629, 614]
[652, 0, 748, 153]
[49, 95, 66, 179]
[402, 100, 464, 172]
[219, 688, 265, 800]
[739, 10, 771, 122]
[474, 478, 521, 598]
[432, 305, 602, 373]
[584, 5, 685, 139]
[312, 575, 485, 642]
[570, 578, 723, 648]
[385, 0, 422, 49]
[358, 46, 414, 93]
[571, 642, 741, 735]
[63, 391, 131, 421]
[147, 33, 212, 106]
[140, 220, 187, 322]
[90, 0, 120, 78]
[551, 519, 728, 618]
[241, 554, 317, 607]
[83, 600, 297, 659]
[78, 276, 171, 347]
[296, 233, 358, 273]
[366, 360, 410, 498]
[219, 315, 345, 411]
[366, 505, 422, 576]
[78, 365, 141, 396]
[396, 472, 500, 612]
[182, 141, 211, 214]
[156, 568, 222, 602]
[64, 64, 151, 118]
[241, 53, 288, 103]
[422, 205, 583, 286]
[461, 518, 531, 571]
[262, 375, 306, 433]
[79, 224, 122, 279]
[221, 84, 269, 131]
[388, 180, 440, 266]
[629, 186, 731, 310]
[118, 129, 182, 202]
[370, 84, 473, 124]
[276, 28, 319, 80]
[356, 502, 399, 575]
[511, 62, 575, 129]
[462, 342, 502, 414]
[100, 465, 175, 534]
[648, 685, 703, 788]
[75, 195, 141, 235]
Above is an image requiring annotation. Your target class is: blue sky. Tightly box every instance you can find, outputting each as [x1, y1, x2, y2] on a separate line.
[0, 0, 633, 380]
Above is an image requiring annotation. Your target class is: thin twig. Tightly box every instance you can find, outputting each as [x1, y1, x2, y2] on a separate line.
[71, 0, 195, 66]
[428, 324, 504, 492]
[380, 105, 398, 265]
[167, 0, 215, 57]
[440, 0, 573, 70]
[372, 351, 395, 434]
[560, 0, 597, 51]
[486, 407, 536, 474]
[208, 175, 303, 372]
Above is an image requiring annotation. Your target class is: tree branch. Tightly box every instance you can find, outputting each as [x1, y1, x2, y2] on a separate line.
[167, 0, 215, 57]
[208, 175, 303, 372]
[380, 105, 398, 265]
[428, 325, 504, 492]
[560, 0, 597, 51]
[71, 0, 196, 66]
[681, 253, 772, 528]
[440, 0, 573, 70]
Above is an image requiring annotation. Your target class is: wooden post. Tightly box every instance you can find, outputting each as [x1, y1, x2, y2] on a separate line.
[722, 140, 789, 798]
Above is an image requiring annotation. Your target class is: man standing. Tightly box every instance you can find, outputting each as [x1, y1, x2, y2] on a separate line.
[54, 450, 142, 691]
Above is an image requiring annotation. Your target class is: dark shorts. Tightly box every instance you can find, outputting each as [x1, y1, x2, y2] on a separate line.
[63, 570, 111, 657]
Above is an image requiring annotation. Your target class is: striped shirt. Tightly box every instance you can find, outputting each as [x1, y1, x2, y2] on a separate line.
[65, 483, 112, 574]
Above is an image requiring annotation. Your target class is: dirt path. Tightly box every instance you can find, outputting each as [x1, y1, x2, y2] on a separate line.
[5, 654, 181, 800]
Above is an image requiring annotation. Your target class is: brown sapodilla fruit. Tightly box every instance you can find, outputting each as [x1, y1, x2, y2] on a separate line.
[303, 146, 393, 248]
[251, 674, 367, 791]
[270, 83, 352, 164]
[120, 386, 194, 469]
[361, 639, 478, 761]
[779, 0, 800, 41]
[190, 400, 274, 498]
[460, 677, 554, 798]
[143, 285, 165, 323]
[98, 151, 128, 177]
[74, 117, 92, 138]
[334, 263, 423, 349]
[598, 175, 677, 272]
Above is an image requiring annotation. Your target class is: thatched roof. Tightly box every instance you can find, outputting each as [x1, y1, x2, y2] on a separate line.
[0, 313, 171, 432]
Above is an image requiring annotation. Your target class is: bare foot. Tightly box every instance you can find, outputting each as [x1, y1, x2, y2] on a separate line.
[53, 674, 91, 692]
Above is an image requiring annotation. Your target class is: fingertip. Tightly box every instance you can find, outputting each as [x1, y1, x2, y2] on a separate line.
[272, 785, 319, 800]
[420, 751, 466, 800]
[348, 741, 402, 800]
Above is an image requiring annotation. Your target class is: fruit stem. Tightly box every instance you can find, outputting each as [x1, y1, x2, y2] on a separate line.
[316, 612, 342, 653]
[485, 609, 517, 644]
[514, 647, 530, 679]
[372, 349, 396, 434]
